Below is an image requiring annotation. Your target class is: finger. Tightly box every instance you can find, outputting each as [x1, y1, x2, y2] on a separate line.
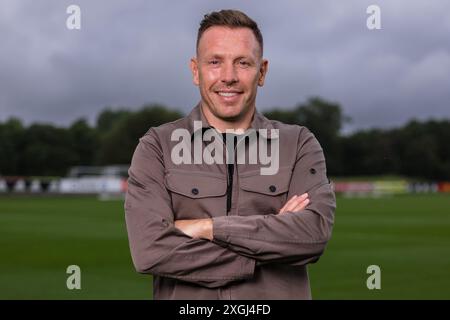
[278, 195, 297, 213]
[283, 194, 308, 213]
[281, 194, 309, 214]
[279, 194, 304, 214]
[291, 198, 310, 212]
[279, 193, 309, 214]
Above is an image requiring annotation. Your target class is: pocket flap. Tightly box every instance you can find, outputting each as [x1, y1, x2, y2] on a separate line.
[165, 170, 227, 198]
[240, 167, 292, 196]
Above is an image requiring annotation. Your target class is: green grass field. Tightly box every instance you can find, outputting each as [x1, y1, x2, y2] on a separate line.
[1, 194, 449, 299]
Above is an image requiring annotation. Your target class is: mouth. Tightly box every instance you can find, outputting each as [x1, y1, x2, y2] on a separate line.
[215, 90, 243, 102]
[216, 91, 241, 97]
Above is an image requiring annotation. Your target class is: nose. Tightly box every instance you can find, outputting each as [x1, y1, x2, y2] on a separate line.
[221, 62, 238, 86]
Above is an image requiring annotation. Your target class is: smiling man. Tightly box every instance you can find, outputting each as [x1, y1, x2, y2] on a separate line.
[125, 9, 336, 299]
[190, 18, 267, 131]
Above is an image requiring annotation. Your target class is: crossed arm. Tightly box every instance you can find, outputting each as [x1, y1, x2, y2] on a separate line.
[175, 193, 310, 240]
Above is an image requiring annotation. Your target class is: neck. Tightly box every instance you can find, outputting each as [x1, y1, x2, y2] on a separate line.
[200, 103, 254, 133]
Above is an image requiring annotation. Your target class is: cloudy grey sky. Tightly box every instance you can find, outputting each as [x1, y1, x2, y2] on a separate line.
[1, 0, 449, 131]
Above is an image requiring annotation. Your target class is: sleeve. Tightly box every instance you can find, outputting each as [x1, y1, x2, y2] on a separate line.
[124, 129, 255, 288]
[211, 127, 336, 266]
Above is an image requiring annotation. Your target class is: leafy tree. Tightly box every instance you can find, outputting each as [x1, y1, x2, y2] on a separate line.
[341, 129, 398, 176]
[20, 124, 78, 176]
[264, 97, 349, 175]
[96, 108, 131, 135]
[96, 104, 183, 165]
[69, 118, 99, 166]
[0, 118, 25, 175]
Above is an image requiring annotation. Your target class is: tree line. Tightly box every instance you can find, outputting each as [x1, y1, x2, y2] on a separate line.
[1, 98, 449, 180]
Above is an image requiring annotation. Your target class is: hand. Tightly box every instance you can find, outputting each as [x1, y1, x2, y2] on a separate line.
[174, 218, 213, 240]
[278, 193, 309, 215]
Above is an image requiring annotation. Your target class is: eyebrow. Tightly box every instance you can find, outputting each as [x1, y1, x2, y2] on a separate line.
[204, 54, 256, 62]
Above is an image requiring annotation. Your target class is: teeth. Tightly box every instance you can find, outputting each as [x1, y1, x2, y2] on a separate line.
[218, 92, 238, 97]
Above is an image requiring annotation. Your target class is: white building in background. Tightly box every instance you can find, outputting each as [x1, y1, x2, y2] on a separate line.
[59, 165, 128, 194]
[0, 179, 6, 192]
[0, 165, 129, 195]
[13, 179, 26, 192]
[30, 179, 42, 193]
[67, 165, 129, 178]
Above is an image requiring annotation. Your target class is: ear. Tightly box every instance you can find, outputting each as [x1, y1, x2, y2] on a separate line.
[257, 59, 269, 87]
[190, 57, 199, 86]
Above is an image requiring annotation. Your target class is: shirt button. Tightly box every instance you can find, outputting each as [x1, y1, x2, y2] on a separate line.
[191, 188, 199, 195]
[310, 168, 316, 174]
[269, 185, 277, 193]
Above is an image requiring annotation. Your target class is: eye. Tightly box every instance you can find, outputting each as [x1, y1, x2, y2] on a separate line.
[239, 60, 250, 67]
[208, 60, 220, 65]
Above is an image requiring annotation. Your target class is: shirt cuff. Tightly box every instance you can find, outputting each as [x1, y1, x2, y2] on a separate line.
[211, 216, 231, 244]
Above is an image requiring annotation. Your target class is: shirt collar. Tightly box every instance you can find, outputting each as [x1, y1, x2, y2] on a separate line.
[187, 102, 278, 140]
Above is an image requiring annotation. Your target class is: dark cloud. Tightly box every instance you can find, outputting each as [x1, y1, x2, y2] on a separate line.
[1, 0, 449, 131]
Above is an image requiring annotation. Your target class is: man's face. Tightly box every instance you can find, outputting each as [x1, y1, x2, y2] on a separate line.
[190, 26, 268, 123]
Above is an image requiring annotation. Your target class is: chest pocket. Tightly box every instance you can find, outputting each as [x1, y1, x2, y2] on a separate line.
[164, 169, 227, 219]
[238, 166, 292, 216]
